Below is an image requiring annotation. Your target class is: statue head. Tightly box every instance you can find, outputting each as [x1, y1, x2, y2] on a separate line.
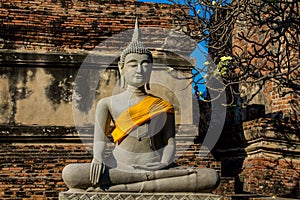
[118, 19, 153, 89]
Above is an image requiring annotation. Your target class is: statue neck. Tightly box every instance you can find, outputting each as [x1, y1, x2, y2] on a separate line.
[125, 85, 147, 97]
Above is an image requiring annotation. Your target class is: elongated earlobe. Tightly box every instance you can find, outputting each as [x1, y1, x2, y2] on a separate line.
[120, 76, 125, 89]
[145, 83, 150, 90]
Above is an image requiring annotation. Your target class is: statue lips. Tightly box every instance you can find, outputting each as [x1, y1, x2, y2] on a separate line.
[135, 74, 143, 79]
[134, 74, 144, 81]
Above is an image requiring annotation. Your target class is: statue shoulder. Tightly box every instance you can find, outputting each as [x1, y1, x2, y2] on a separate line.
[95, 96, 112, 112]
[95, 94, 124, 119]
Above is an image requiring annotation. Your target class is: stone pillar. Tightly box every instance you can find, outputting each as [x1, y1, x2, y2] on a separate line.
[240, 118, 300, 198]
[238, 81, 300, 198]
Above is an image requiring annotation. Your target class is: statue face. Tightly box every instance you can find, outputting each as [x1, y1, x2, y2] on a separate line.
[121, 53, 152, 88]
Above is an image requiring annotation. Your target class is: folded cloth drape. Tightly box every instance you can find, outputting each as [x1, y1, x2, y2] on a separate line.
[111, 95, 174, 143]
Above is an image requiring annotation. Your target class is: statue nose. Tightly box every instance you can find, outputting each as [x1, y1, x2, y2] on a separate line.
[136, 64, 143, 73]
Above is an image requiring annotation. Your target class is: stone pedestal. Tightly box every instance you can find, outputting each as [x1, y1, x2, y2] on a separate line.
[59, 192, 223, 200]
[239, 118, 300, 198]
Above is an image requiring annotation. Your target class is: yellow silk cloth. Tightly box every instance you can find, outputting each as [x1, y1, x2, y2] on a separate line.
[111, 95, 174, 143]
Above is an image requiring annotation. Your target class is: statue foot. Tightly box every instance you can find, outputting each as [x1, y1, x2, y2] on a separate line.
[86, 186, 106, 192]
[86, 187, 94, 192]
[95, 187, 106, 192]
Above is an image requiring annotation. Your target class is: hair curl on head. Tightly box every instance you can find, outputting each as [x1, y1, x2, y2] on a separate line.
[119, 19, 153, 69]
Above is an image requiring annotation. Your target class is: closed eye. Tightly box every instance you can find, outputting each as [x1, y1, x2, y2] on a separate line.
[141, 61, 150, 67]
[126, 61, 138, 68]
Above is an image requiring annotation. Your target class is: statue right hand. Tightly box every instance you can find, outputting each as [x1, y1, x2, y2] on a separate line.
[90, 158, 105, 185]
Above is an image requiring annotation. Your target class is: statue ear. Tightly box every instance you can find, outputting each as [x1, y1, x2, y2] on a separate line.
[145, 83, 150, 90]
[118, 61, 123, 75]
[118, 61, 126, 88]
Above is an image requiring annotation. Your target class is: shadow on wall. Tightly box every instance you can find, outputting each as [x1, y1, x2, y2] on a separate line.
[44, 68, 77, 109]
[0, 67, 36, 124]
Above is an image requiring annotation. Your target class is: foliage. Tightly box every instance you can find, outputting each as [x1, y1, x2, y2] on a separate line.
[169, 0, 299, 110]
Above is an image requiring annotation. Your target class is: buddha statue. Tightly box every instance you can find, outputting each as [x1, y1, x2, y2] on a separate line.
[62, 19, 219, 193]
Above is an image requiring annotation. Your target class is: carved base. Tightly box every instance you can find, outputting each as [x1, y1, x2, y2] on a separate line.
[59, 192, 223, 200]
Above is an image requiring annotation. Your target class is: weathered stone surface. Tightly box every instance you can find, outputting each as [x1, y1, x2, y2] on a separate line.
[0, 50, 195, 127]
[59, 192, 223, 200]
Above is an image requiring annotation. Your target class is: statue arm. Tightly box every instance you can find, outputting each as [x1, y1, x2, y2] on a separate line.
[90, 99, 111, 185]
[93, 99, 111, 161]
[160, 112, 176, 166]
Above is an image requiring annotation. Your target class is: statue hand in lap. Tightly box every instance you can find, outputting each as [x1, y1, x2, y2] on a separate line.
[90, 140, 106, 185]
[90, 158, 105, 185]
[62, 19, 219, 193]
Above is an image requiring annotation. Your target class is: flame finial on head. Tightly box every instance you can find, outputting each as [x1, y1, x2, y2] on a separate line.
[132, 18, 141, 42]
[119, 18, 152, 69]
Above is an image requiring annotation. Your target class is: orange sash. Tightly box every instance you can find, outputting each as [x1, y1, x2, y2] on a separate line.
[111, 95, 174, 143]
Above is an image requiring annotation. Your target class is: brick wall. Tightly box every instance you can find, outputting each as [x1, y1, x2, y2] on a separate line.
[0, 135, 224, 199]
[0, 143, 91, 199]
[0, 0, 181, 52]
[231, 1, 300, 198]
[240, 158, 300, 198]
[175, 144, 221, 172]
